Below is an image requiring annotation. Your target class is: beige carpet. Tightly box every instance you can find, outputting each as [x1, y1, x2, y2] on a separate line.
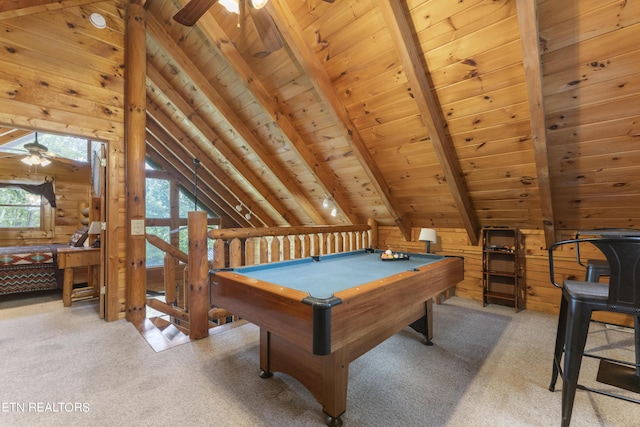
[1, 293, 640, 426]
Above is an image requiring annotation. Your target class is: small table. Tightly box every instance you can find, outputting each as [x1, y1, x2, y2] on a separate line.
[210, 249, 464, 426]
[57, 247, 101, 307]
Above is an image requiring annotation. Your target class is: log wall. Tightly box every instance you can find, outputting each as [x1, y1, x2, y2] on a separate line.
[377, 225, 631, 326]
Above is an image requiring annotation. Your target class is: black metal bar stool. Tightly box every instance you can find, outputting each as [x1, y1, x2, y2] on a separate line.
[548, 236, 640, 426]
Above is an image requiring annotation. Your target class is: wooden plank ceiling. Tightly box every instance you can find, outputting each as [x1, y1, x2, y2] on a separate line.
[2, 0, 640, 246]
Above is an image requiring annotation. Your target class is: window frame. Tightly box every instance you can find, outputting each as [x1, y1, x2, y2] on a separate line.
[0, 185, 53, 239]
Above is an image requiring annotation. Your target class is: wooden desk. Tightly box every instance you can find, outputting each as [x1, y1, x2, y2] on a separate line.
[57, 247, 101, 307]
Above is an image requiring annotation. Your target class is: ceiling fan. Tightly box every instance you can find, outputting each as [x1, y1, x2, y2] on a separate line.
[0, 133, 68, 167]
[173, 0, 334, 55]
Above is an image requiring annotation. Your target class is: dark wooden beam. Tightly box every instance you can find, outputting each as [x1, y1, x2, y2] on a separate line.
[187, 5, 363, 226]
[145, 59, 296, 226]
[267, 0, 413, 240]
[379, 0, 481, 246]
[516, 0, 556, 247]
[146, 14, 325, 225]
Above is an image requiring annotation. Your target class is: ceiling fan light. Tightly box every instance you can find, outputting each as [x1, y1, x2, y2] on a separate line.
[39, 158, 51, 167]
[22, 154, 40, 166]
[251, 0, 269, 9]
[219, 0, 240, 14]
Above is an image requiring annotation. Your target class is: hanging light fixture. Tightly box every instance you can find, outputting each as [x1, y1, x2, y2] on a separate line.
[21, 154, 50, 167]
[252, 0, 269, 8]
[219, 0, 240, 14]
[21, 133, 51, 167]
[219, 0, 269, 14]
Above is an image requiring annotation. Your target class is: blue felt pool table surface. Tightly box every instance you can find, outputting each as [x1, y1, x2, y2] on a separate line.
[231, 249, 445, 299]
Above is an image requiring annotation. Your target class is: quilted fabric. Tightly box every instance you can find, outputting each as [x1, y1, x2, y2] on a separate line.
[0, 245, 63, 295]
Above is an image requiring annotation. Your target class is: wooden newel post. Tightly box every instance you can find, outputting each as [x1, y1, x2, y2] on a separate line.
[188, 211, 209, 339]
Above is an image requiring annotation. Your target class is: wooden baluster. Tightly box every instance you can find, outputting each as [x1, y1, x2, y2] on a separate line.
[302, 235, 311, 258]
[311, 234, 320, 256]
[229, 237, 242, 267]
[212, 239, 225, 269]
[259, 237, 269, 264]
[326, 233, 335, 254]
[164, 252, 177, 306]
[245, 237, 255, 266]
[182, 268, 189, 310]
[282, 235, 291, 260]
[271, 236, 281, 262]
[337, 232, 344, 253]
[293, 235, 302, 259]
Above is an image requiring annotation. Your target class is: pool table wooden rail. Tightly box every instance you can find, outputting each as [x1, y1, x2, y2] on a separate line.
[331, 256, 463, 359]
[210, 255, 464, 425]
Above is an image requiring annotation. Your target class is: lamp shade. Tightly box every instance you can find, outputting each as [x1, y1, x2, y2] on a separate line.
[418, 228, 437, 243]
[88, 221, 102, 235]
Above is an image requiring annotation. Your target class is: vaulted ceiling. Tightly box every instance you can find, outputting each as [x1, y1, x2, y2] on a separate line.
[2, 0, 640, 247]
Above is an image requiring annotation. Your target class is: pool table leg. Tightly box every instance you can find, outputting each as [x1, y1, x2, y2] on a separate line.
[258, 329, 348, 426]
[408, 299, 434, 345]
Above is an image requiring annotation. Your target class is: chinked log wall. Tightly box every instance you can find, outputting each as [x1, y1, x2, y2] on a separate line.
[145, 213, 378, 338]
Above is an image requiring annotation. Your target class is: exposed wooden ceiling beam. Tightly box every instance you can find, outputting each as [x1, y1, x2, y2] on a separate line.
[145, 101, 278, 227]
[379, 0, 481, 246]
[145, 139, 232, 224]
[191, 5, 363, 226]
[145, 62, 293, 226]
[516, 0, 556, 247]
[145, 129, 249, 227]
[146, 14, 327, 226]
[267, 0, 412, 240]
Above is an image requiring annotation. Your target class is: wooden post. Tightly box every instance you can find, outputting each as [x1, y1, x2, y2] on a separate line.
[368, 218, 378, 249]
[125, 0, 147, 325]
[188, 211, 209, 339]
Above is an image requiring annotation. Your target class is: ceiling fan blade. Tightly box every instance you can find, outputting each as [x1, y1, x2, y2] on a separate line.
[42, 154, 80, 167]
[249, 6, 283, 54]
[174, 0, 219, 26]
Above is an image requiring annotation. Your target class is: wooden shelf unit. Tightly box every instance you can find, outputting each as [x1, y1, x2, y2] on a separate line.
[482, 227, 521, 311]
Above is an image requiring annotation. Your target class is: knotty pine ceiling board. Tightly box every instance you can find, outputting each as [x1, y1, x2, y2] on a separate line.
[544, 74, 639, 114]
[538, 0, 640, 231]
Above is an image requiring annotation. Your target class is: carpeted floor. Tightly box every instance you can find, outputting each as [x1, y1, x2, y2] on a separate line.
[1, 293, 640, 426]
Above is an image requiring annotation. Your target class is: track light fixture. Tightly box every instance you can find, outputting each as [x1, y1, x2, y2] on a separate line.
[322, 194, 338, 217]
[235, 200, 254, 221]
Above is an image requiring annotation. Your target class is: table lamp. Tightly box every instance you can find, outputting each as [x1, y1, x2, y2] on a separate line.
[88, 221, 102, 248]
[418, 228, 437, 253]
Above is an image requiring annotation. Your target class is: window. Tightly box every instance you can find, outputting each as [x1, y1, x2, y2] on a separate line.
[0, 187, 42, 228]
[144, 174, 217, 267]
[5, 132, 91, 163]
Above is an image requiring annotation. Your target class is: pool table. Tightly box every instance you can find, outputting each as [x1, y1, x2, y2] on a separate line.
[209, 248, 464, 426]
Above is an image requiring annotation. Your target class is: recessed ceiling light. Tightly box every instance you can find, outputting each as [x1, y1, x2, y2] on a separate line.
[90, 12, 107, 29]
